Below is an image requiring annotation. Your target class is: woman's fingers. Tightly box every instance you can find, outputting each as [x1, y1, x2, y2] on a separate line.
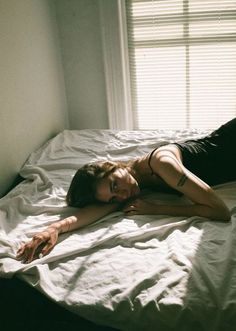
[17, 236, 44, 263]
[123, 199, 154, 215]
[16, 244, 31, 262]
[25, 243, 40, 264]
[123, 205, 138, 215]
[22, 246, 33, 264]
[125, 210, 137, 216]
[16, 244, 26, 258]
[40, 242, 54, 257]
[26, 235, 46, 263]
[16, 229, 59, 263]
[123, 199, 139, 213]
[125, 207, 136, 213]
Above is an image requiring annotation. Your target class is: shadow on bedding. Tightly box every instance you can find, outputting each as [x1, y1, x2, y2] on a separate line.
[175, 216, 236, 331]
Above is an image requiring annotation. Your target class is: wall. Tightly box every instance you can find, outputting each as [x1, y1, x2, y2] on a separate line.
[54, 0, 109, 129]
[0, 0, 68, 197]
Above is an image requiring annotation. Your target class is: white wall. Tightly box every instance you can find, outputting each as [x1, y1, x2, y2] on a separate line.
[54, 0, 109, 129]
[0, 0, 68, 196]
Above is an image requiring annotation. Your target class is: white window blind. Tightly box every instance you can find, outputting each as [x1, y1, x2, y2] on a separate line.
[126, 0, 236, 130]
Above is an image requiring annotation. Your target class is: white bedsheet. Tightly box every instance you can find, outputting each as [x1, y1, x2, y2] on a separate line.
[0, 129, 236, 331]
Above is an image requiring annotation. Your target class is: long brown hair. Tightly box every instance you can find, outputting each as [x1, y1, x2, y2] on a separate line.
[66, 161, 128, 207]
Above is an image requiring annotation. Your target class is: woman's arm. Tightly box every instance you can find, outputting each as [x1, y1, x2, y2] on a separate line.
[17, 202, 119, 263]
[52, 202, 119, 234]
[124, 197, 230, 220]
[125, 147, 230, 221]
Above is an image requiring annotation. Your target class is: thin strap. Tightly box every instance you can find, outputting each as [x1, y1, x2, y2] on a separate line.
[148, 148, 158, 175]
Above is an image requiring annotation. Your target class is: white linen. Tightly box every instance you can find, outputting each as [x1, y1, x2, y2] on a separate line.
[0, 129, 236, 331]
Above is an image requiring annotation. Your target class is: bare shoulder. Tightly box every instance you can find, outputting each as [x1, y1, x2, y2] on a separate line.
[152, 144, 182, 164]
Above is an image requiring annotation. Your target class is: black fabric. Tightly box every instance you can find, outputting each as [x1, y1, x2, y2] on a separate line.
[174, 117, 236, 186]
[148, 147, 159, 175]
[0, 277, 118, 331]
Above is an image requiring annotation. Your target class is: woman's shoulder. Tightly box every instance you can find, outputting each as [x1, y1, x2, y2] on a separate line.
[151, 144, 183, 163]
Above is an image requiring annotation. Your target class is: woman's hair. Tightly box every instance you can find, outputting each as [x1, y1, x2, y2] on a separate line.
[66, 161, 127, 208]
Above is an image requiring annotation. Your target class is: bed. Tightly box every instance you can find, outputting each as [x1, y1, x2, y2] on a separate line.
[0, 128, 236, 331]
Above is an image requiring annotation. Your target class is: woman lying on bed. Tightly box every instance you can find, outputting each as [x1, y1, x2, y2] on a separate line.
[17, 118, 236, 263]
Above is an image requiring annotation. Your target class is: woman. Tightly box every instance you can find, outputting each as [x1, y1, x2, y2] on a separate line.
[17, 118, 236, 263]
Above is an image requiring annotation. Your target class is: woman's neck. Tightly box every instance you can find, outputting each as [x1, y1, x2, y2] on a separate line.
[129, 156, 151, 187]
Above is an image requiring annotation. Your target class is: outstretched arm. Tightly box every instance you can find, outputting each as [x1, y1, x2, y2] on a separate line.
[17, 202, 119, 263]
[124, 146, 230, 221]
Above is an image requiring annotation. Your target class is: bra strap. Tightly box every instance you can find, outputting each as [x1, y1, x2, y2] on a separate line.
[148, 148, 158, 175]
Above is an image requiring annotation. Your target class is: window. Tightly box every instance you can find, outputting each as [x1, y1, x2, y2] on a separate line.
[126, 0, 236, 130]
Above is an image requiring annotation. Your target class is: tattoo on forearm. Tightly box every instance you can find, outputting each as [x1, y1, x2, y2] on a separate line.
[177, 174, 188, 187]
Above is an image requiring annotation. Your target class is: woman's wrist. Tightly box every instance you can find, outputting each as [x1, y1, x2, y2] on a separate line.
[49, 219, 69, 234]
[49, 216, 78, 234]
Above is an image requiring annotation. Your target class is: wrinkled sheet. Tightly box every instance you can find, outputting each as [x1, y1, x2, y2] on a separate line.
[0, 129, 236, 331]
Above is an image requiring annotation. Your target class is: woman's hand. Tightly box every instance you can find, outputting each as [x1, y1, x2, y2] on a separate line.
[16, 226, 59, 264]
[123, 198, 157, 216]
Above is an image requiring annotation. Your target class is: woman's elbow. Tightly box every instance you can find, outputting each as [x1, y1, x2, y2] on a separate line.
[219, 208, 231, 222]
[211, 205, 231, 222]
[198, 202, 231, 221]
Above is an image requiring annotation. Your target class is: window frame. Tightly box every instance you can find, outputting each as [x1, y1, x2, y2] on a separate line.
[100, 0, 236, 130]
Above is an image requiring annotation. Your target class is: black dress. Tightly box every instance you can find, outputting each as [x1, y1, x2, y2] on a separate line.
[173, 117, 236, 186]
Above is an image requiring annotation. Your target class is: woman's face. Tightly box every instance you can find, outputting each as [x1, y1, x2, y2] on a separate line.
[95, 168, 140, 203]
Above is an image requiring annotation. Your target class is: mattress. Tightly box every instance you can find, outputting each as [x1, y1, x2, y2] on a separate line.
[0, 129, 236, 331]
